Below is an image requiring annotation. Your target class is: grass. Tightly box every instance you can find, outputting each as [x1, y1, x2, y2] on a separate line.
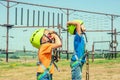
[0, 61, 36, 69]
[91, 58, 120, 64]
[0, 58, 120, 80]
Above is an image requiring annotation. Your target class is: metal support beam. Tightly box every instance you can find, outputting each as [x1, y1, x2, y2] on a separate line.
[86, 50, 89, 80]
[66, 9, 69, 60]
[6, 0, 10, 62]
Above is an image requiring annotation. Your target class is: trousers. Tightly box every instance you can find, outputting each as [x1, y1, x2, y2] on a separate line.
[37, 72, 52, 80]
[70, 61, 83, 80]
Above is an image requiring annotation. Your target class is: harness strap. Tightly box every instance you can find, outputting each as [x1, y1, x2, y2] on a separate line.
[71, 54, 86, 68]
[37, 62, 46, 71]
[53, 62, 60, 72]
[74, 54, 79, 61]
[37, 61, 53, 80]
[37, 70, 51, 80]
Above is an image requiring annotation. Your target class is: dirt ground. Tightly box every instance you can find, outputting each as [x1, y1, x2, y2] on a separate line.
[0, 59, 120, 80]
[53, 60, 120, 80]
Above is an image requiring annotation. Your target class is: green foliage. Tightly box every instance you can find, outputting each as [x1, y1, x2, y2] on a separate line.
[117, 53, 120, 57]
[60, 53, 72, 59]
[0, 54, 6, 58]
[9, 55, 20, 59]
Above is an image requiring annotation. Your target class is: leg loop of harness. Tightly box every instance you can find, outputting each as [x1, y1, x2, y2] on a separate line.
[37, 71, 52, 80]
[37, 62, 52, 80]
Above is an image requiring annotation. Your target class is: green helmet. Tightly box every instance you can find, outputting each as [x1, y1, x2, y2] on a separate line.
[67, 25, 76, 35]
[67, 20, 83, 35]
[30, 28, 45, 49]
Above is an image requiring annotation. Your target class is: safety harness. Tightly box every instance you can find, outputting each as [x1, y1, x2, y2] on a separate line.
[70, 54, 86, 68]
[37, 60, 53, 80]
[37, 32, 60, 80]
[37, 55, 60, 80]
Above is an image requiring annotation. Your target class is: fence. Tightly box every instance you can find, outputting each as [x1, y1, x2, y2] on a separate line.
[0, 0, 120, 62]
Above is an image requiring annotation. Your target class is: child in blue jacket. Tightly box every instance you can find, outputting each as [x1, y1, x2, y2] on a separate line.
[67, 20, 86, 80]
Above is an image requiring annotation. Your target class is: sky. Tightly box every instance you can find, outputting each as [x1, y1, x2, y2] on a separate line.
[0, 0, 120, 52]
[17, 0, 120, 15]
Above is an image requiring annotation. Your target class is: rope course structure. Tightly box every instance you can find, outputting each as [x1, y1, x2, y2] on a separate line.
[91, 28, 120, 60]
[0, 0, 120, 62]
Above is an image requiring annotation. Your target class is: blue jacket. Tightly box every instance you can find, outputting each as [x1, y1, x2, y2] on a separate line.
[71, 33, 86, 63]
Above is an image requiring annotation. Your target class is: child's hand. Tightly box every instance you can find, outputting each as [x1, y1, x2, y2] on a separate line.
[50, 33, 55, 39]
[46, 30, 55, 40]
[49, 30, 55, 34]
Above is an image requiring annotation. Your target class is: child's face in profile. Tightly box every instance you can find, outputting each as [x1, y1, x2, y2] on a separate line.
[81, 24, 86, 32]
[41, 30, 52, 43]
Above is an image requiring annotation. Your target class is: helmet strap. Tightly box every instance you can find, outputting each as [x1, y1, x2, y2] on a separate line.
[40, 34, 52, 44]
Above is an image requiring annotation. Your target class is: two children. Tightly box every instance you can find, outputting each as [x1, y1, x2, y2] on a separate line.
[30, 19, 86, 80]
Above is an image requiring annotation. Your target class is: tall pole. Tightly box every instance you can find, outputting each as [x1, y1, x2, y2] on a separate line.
[114, 28, 117, 58]
[58, 24, 61, 59]
[92, 43, 94, 62]
[6, 0, 10, 62]
[111, 16, 114, 59]
[66, 9, 69, 60]
[86, 50, 89, 80]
